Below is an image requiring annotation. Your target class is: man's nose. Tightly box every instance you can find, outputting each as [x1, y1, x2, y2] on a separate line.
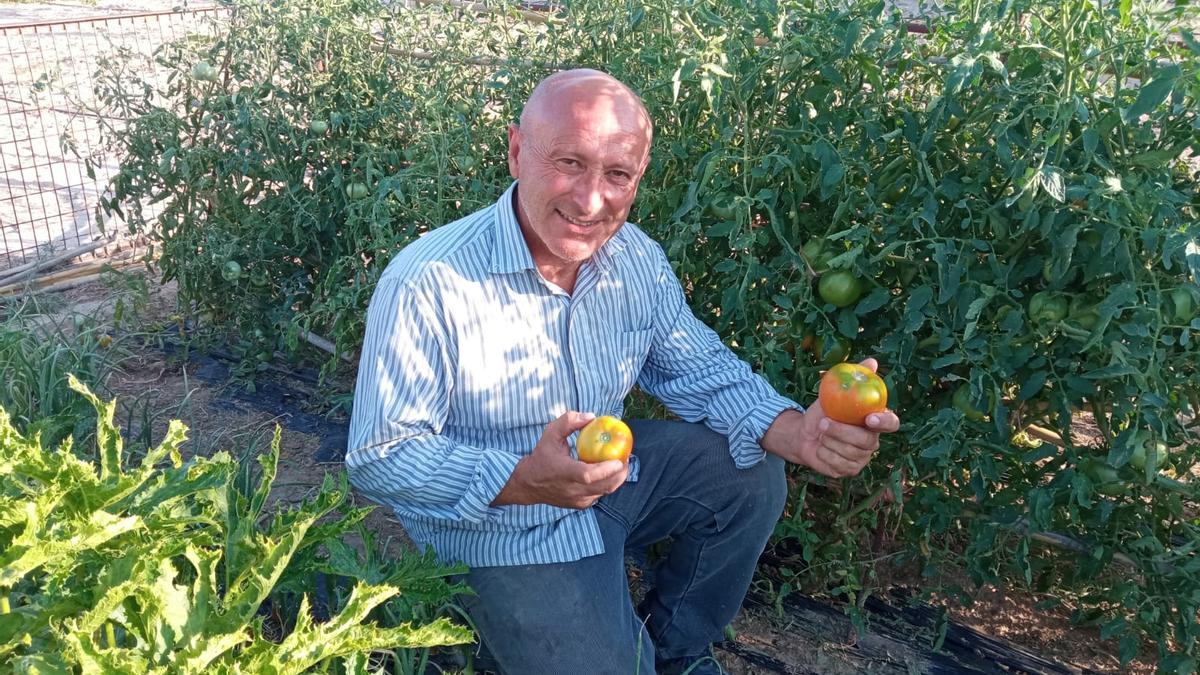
[572, 171, 604, 216]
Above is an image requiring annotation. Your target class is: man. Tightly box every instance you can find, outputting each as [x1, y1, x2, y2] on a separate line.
[347, 69, 900, 674]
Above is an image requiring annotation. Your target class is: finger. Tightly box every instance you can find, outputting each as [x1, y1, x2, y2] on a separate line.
[571, 462, 628, 502]
[546, 410, 597, 441]
[580, 459, 627, 486]
[814, 446, 868, 478]
[857, 357, 879, 372]
[864, 410, 900, 433]
[820, 418, 882, 450]
[819, 436, 875, 465]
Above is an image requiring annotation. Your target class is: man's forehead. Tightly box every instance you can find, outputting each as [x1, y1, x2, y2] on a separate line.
[523, 71, 650, 131]
[527, 96, 650, 155]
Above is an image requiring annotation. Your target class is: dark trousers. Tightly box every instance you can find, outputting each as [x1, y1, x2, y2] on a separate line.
[459, 420, 788, 674]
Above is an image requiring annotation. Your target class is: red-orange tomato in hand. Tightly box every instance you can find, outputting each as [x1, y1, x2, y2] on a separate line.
[818, 363, 888, 426]
[577, 416, 634, 463]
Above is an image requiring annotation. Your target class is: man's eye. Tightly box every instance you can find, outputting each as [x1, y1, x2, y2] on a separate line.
[558, 158, 579, 168]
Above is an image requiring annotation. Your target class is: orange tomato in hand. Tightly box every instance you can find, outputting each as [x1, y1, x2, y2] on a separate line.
[818, 363, 888, 426]
[577, 416, 634, 463]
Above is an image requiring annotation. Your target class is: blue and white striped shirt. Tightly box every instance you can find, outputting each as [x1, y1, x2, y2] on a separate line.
[346, 182, 801, 567]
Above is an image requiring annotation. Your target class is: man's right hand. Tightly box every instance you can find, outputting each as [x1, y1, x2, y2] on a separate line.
[490, 411, 629, 509]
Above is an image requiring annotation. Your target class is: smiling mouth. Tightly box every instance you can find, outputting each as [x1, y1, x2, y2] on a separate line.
[556, 209, 604, 228]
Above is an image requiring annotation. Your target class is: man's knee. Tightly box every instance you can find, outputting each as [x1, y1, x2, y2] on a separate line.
[743, 454, 788, 525]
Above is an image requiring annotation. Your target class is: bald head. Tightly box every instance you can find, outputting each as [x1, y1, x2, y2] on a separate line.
[519, 69, 653, 163]
[504, 69, 654, 287]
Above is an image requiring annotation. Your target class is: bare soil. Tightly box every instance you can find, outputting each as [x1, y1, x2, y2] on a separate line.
[30, 271, 1159, 674]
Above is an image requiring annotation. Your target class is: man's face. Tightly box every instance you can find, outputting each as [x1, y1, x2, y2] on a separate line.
[507, 88, 651, 269]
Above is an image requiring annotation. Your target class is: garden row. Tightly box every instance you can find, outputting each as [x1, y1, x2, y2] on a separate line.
[87, 0, 1200, 668]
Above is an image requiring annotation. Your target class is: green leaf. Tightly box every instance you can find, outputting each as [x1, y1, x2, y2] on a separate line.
[234, 584, 471, 674]
[66, 376, 122, 482]
[1099, 616, 1126, 640]
[1082, 364, 1139, 380]
[855, 287, 890, 315]
[932, 354, 964, 369]
[1082, 128, 1098, 157]
[1122, 65, 1181, 124]
[1181, 29, 1200, 55]
[0, 508, 142, 589]
[1038, 166, 1065, 202]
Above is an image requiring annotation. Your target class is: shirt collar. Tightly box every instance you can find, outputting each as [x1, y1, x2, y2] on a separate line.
[490, 182, 537, 275]
[489, 181, 629, 276]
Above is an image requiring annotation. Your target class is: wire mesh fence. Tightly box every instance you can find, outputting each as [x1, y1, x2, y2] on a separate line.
[0, 7, 226, 275]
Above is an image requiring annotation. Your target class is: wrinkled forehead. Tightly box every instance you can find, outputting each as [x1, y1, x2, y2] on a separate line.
[560, 93, 649, 143]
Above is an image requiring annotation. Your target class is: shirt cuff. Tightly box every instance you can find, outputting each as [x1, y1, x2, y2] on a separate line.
[456, 449, 523, 522]
[728, 395, 804, 469]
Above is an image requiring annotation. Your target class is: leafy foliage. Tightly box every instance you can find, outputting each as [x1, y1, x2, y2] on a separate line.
[0, 377, 472, 672]
[0, 295, 125, 448]
[92, 0, 1200, 665]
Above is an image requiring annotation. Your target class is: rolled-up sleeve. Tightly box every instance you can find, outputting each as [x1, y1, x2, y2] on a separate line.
[637, 250, 802, 468]
[347, 278, 519, 523]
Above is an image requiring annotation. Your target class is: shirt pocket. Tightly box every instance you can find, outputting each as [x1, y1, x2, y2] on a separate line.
[586, 327, 654, 410]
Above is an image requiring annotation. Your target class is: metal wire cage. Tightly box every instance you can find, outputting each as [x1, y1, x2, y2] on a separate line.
[0, 7, 224, 275]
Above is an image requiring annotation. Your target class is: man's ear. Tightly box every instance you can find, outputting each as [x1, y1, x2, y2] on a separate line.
[507, 124, 521, 179]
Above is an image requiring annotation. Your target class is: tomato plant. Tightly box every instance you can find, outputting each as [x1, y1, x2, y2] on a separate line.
[818, 363, 888, 426]
[577, 416, 633, 463]
[309, 119, 329, 134]
[96, 0, 1200, 665]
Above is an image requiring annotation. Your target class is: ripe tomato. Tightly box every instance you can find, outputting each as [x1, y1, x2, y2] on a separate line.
[818, 363, 888, 426]
[577, 416, 633, 463]
[818, 270, 864, 308]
